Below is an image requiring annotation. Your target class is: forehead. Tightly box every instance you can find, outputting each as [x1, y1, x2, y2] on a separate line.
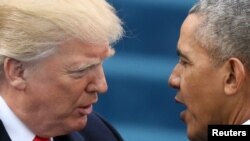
[56, 39, 114, 59]
[36, 39, 114, 69]
[177, 14, 216, 67]
[178, 14, 205, 54]
[181, 14, 201, 35]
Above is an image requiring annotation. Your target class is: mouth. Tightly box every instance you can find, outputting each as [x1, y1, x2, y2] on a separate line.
[174, 95, 184, 105]
[174, 95, 187, 122]
[180, 109, 187, 122]
[78, 99, 97, 116]
[78, 104, 93, 115]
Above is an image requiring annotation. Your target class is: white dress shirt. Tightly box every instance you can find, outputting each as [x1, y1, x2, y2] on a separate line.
[0, 96, 36, 141]
[243, 119, 250, 125]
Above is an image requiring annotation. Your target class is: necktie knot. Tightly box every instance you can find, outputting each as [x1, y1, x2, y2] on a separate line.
[33, 136, 50, 141]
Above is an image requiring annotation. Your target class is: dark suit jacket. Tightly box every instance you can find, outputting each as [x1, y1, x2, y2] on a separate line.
[0, 112, 123, 141]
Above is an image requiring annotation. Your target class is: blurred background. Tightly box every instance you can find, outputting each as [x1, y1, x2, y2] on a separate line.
[94, 0, 196, 141]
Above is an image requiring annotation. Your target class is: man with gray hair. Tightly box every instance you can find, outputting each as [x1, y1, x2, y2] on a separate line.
[0, 0, 123, 141]
[168, 0, 250, 141]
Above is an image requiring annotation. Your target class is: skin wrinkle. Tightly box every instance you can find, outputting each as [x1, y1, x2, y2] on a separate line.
[0, 0, 123, 140]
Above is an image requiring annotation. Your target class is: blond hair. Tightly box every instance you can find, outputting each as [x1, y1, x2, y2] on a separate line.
[0, 0, 123, 70]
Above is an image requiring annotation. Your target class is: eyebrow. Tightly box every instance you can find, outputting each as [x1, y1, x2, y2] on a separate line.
[71, 62, 100, 72]
[72, 49, 115, 71]
[177, 49, 190, 60]
[106, 47, 115, 58]
[68, 47, 115, 72]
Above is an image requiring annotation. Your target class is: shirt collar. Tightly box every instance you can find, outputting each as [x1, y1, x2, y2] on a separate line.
[242, 119, 250, 125]
[0, 96, 35, 141]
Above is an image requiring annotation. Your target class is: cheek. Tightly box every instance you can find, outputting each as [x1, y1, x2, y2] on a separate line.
[53, 82, 86, 104]
[61, 79, 89, 99]
[181, 67, 215, 96]
[182, 81, 223, 124]
[28, 78, 86, 110]
[181, 72, 214, 113]
[51, 74, 89, 95]
[53, 77, 94, 108]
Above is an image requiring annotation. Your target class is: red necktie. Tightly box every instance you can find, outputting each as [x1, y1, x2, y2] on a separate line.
[33, 136, 50, 141]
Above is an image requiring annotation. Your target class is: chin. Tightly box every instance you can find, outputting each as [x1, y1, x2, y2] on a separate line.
[61, 114, 88, 134]
[74, 115, 88, 130]
[187, 125, 207, 141]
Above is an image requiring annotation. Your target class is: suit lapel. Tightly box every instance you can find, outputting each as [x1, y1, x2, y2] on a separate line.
[0, 120, 11, 141]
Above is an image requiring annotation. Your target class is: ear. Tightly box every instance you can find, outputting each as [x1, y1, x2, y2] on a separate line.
[3, 57, 26, 90]
[224, 58, 245, 95]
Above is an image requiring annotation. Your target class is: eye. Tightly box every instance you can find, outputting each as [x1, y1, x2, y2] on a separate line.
[68, 69, 88, 78]
[178, 58, 188, 66]
[68, 66, 91, 78]
[68, 63, 100, 78]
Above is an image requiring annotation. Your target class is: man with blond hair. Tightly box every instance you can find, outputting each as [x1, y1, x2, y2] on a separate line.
[0, 0, 123, 141]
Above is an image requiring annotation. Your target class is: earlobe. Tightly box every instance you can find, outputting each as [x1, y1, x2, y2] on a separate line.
[224, 58, 245, 95]
[3, 58, 26, 90]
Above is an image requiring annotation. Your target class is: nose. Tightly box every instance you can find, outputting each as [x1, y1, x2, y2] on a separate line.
[86, 66, 108, 94]
[96, 69, 108, 94]
[168, 66, 181, 89]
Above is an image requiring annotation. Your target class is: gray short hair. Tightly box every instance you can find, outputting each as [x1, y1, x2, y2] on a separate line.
[0, 0, 123, 73]
[189, 0, 250, 68]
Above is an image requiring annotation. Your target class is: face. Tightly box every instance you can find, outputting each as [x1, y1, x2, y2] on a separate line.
[168, 14, 229, 141]
[18, 39, 114, 137]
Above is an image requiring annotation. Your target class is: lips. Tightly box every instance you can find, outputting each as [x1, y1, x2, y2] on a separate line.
[175, 95, 187, 122]
[78, 104, 93, 115]
[78, 99, 97, 115]
[83, 104, 93, 114]
[180, 110, 187, 122]
[174, 95, 184, 105]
